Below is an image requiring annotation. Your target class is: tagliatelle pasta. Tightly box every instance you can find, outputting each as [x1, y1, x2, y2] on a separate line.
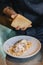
[7, 40, 32, 56]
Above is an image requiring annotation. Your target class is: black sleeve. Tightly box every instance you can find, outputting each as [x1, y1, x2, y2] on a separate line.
[27, 2, 43, 15]
[0, 0, 11, 13]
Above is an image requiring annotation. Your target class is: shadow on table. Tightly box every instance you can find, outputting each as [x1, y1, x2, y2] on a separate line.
[6, 51, 42, 63]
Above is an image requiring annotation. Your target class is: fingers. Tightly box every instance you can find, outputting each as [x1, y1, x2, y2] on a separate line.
[21, 25, 32, 31]
[15, 26, 20, 30]
[21, 27, 27, 31]
[11, 15, 16, 19]
[15, 25, 32, 30]
[28, 25, 32, 27]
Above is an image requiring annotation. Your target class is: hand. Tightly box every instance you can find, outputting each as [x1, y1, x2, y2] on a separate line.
[3, 7, 17, 18]
[15, 24, 32, 31]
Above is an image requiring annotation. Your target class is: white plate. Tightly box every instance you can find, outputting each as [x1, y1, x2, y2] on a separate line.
[3, 36, 41, 59]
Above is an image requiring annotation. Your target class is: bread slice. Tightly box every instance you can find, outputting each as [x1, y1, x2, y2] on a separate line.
[11, 14, 32, 28]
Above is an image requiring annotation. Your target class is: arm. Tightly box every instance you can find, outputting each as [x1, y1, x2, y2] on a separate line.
[3, 7, 18, 19]
[0, 0, 17, 19]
